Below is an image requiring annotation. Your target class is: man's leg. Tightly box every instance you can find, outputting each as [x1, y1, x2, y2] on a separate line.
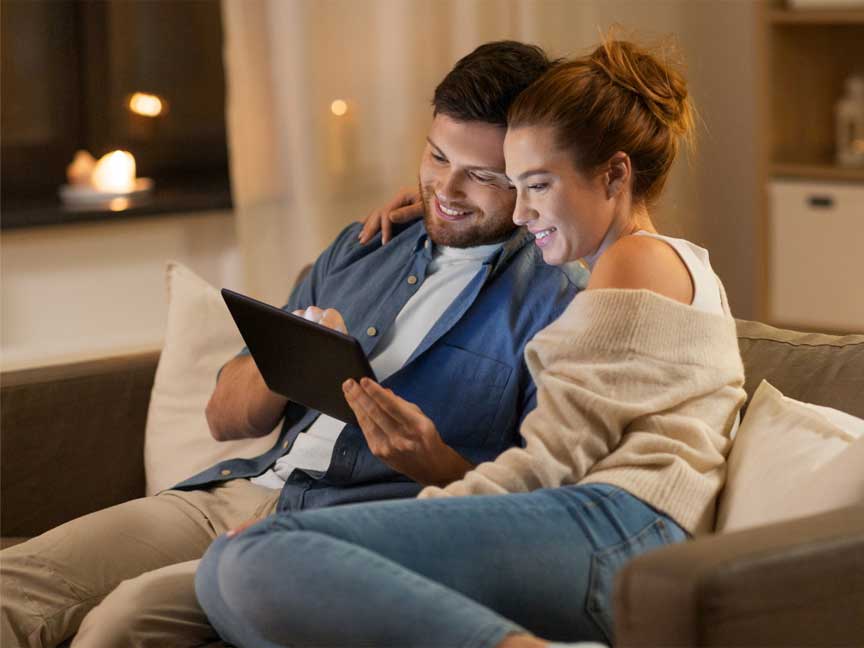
[1, 479, 278, 648]
[71, 560, 209, 648]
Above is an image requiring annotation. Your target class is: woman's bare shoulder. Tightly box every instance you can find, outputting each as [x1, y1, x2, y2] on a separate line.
[586, 234, 694, 305]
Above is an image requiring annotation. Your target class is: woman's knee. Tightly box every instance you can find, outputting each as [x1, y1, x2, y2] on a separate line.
[204, 528, 335, 628]
[194, 538, 219, 613]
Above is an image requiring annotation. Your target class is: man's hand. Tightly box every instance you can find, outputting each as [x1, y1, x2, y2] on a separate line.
[358, 188, 423, 245]
[292, 306, 347, 334]
[342, 377, 474, 487]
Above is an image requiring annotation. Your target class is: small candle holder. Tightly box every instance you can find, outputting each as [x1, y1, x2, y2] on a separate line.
[59, 149, 154, 210]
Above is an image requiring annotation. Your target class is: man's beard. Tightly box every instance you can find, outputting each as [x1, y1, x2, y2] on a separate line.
[419, 182, 516, 248]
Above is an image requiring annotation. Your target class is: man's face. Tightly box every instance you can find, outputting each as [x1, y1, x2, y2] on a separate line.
[418, 114, 517, 248]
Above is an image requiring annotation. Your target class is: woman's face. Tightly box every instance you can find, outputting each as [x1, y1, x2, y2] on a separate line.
[504, 125, 615, 266]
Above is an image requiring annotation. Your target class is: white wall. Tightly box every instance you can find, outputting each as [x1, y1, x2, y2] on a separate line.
[525, 0, 760, 317]
[1, 211, 240, 369]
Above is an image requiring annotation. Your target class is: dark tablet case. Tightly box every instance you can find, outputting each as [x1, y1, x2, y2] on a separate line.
[221, 289, 375, 424]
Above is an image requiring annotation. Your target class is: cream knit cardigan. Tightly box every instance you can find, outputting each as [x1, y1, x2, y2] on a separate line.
[420, 288, 747, 536]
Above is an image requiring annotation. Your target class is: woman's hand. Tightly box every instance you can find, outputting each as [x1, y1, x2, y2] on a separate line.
[226, 519, 257, 538]
[342, 378, 474, 486]
[359, 188, 423, 245]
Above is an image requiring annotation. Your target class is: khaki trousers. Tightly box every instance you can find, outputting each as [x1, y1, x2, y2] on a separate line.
[0, 479, 280, 648]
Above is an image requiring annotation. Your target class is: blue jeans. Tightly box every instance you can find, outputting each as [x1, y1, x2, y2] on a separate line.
[195, 484, 687, 647]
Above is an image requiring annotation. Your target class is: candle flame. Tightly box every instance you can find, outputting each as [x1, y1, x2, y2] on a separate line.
[67, 150, 96, 186]
[330, 99, 348, 117]
[129, 92, 164, 117]
[92, 150, 137, 193]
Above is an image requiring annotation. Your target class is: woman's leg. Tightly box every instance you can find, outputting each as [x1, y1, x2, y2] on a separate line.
[196, 484, 686, 647]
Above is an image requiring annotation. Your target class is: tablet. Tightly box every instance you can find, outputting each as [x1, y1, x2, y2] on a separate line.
[221, 288, 375, 424]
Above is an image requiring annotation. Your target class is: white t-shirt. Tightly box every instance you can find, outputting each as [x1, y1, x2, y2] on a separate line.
[633, 231, 726, 316]
[250, 241, 502, 489]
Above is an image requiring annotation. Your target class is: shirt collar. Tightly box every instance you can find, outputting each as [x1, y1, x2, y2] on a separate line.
[415, 225, 532, 273]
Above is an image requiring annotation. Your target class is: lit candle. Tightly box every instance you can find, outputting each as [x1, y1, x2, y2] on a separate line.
[327, 99, 352, 176]
[91, 150, 137, 194]
[67, 150, 96, 186]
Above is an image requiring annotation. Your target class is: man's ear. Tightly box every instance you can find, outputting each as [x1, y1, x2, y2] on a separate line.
[605, 152, 631, 199]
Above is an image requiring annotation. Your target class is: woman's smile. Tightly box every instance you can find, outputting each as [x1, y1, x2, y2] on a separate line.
[529, 226, 557, 247]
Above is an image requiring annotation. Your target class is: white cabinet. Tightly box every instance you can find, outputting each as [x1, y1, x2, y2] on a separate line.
[769, 180, 864, 332]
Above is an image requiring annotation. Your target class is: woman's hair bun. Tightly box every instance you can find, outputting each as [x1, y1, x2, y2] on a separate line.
[590, 36, 694, 139]
[507, 29, 695, 205]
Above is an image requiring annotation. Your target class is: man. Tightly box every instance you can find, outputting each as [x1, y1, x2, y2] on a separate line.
[1, 41, 585, 647]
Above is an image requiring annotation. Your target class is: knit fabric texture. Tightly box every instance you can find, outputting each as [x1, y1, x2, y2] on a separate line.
[420, 288, 746, 535]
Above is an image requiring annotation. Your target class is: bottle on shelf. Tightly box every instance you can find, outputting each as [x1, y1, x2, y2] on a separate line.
[835, 74, 864, 168]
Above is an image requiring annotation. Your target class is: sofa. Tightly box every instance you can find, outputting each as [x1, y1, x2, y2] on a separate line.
[2, 318, 863, 646]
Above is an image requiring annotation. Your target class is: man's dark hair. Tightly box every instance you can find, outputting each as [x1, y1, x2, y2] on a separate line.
[432, 41, 554, 127]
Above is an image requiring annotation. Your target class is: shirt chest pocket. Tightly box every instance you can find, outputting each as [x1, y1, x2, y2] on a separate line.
[388, 344, 513, 448]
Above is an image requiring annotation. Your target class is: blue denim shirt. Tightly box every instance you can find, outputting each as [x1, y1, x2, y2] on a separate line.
[174, 220, 586, 512]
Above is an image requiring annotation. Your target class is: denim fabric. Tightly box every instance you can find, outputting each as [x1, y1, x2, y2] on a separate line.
[196, 484, 687, 647]
[173, 220, 585, 514]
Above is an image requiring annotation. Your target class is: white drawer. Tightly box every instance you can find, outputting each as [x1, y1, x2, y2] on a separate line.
[769, 179, 864, 332]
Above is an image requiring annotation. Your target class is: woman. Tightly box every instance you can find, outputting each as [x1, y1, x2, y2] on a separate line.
[195, 38, 745, 647]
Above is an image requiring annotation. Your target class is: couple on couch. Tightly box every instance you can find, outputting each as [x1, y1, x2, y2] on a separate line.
[1, 36, 745, 648]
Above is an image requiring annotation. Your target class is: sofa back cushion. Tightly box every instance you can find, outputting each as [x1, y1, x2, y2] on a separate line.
[735, 319, 864, 418]
[717, 379, 864, 532]
[144, 262, 281, 494]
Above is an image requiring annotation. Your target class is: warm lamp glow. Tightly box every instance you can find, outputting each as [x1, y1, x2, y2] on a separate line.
[330, 99, 348, 116]
[129, 92, 164, 117]
[91, 150, 136, 193]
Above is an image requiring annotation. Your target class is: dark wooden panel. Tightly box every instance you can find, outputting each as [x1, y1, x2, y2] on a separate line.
[1, 0, 82, 197]
[1, 0, 230, 216]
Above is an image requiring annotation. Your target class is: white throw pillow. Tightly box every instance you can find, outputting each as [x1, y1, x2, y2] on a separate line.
[144, 262, 280, 494]
[716, 379, 864, 533]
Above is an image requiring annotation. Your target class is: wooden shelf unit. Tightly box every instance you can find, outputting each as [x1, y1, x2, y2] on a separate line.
[771, 162, 864, 182]
[758, 1, 864, 331]
[768, 21, 864, 173]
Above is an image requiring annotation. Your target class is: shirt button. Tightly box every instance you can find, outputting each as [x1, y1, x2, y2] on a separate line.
[407, 275, 418, 285]
[366, 326, 377, 337]
[220, 469, 232, 476]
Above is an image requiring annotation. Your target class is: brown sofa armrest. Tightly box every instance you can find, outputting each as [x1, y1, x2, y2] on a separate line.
[1, 351, 160, 537]
[614, 505, 864, 647]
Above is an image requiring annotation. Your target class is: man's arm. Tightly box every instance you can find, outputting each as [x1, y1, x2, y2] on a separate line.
[204, 224, 363, 441]
[205, 355, 288, 441]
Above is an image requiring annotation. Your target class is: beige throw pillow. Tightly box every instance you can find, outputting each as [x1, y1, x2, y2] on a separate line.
[144, 262, 281, 494]
[716, 379, 864, 533]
